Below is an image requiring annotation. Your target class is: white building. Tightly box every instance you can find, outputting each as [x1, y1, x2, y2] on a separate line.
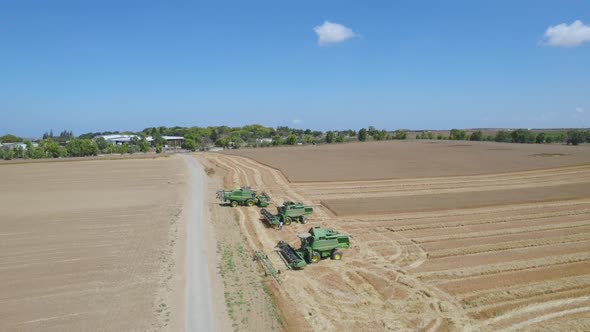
[256, 138, 273, 143]
[95, 134, 184, 147]
[0, 142, 39, 150]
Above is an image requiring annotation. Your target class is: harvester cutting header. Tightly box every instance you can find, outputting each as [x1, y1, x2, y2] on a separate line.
[216, 186, 270, 207]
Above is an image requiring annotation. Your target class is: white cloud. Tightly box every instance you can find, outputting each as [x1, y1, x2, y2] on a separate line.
[542, 20, 590, 47]
[313, 21, 357, 46]
[291, 119, 302, 125]
[576, 107, 584, 113]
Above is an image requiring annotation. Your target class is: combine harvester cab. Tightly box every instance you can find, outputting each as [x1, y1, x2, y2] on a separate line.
[260, 201, 313, 227]
[216, 186, 270, 207]
[276, 226, 351, 269]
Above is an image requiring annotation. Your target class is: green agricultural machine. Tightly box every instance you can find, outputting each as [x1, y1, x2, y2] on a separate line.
[261, 201, 313, 227]
[216, 186, 270, 207]
[276, 226, 351, 269]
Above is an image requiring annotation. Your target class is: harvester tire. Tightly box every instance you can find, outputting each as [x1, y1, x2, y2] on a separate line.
[331, 251, 342, 260]
[231, 201, 238, 208]
[246, 199, 254, 207]
[301, 217, 308, 224]
[310, 251, 320, 264]
[284, 217, 292, 225]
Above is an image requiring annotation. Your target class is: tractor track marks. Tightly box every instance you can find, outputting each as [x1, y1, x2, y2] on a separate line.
[205, 152, 590, 331]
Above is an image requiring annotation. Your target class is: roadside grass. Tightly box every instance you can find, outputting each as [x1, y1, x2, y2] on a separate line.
[214, 209, 282, 331]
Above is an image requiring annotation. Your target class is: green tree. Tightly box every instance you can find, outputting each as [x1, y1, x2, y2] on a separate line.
[95, 137, 109, 151]
[138, 138, 150, 152]
[373, 130, 386, 141]
[127, 144, 139, 154]
[510, 129, 531, 143]
[394, 130, 407, 140]
[152, 132, 166, 147]
[449, 129, 467, 140]
[0, 134, 23, 143]
[470, 130, 483, 141]
[494, 130, 512, 143]
[271, 135, 283, 146]
[3, 149, 14, 160]
[130, 136, 140, 146]
[325, 131, 335, 143]
[155, 144, 163, 153]
[44, 139, 62, 158]
[24, 141, 34, 158]
[335, 135, 344, 143]
[66, 138, 98, 157]
[358, 128, 368, 141]
[285, 134, 297, 145]
[31, 146, 46, 159]
[183, 138, 197, 151]
[13, 145, 25, 158]
[304, 134, 313, 144]
[535, 132, 546, 144]
[215, 136, 231, 148]
[567, 130, 585, 145]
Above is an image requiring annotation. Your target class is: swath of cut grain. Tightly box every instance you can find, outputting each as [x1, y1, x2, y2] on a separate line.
[469, 288, 590, 321]
[414, 241, 590, 273]
[420, 225, 590, 252]
[322, 182, 590, 216]
[438, 261, 590, 295]
[460, 274, 590, 309]
[399, 213, 590, 240]
[417, 252, 590, 281]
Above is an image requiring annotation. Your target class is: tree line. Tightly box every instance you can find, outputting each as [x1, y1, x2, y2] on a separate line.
[414, 129, 590, 145]
[1, 125, 588, 161]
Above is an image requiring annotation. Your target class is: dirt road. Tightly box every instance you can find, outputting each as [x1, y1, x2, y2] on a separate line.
[182, 155, 215, 332]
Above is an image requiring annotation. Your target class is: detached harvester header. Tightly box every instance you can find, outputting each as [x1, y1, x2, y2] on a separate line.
[216, 186, 270, 207]
[276, 226, 351, 269]
[261, 201, 313, 227]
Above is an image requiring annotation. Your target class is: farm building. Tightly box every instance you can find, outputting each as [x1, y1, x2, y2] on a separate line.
[0, 142, 39, 150]
[95, 134, 184, 147]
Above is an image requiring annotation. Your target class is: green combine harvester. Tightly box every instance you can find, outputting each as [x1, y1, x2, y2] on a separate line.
[216, 186, 270, 207]
[276, 226, 351, 269]
[261, 201, 313, 227]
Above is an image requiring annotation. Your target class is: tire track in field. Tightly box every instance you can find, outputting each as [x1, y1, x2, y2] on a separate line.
[205, 153, 590, 331]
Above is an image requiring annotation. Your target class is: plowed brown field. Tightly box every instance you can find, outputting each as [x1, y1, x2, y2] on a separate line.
[0, 158, 187, 331]
[207, 141, 590, 331]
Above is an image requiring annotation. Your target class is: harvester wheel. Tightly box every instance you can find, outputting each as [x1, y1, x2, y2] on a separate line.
[246, 199, 254, 207]
[310, 251, 320, 264]
[284, 217, 292, 225]
[230, 201, 238, 208]
[331, 251, 342, 260]
[301, 217, 308, 224]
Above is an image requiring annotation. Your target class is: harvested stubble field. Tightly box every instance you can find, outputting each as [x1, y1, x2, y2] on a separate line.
[0, 158, 187, 331]
[211, 140, 590, 331]
[224, 140, 590, 182]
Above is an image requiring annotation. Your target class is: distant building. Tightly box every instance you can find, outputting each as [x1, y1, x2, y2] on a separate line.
[94, 134, 184, 148]
[161, 136, 184, 148]
[95, 134, 148, 145]
[0, 142, 38, 150]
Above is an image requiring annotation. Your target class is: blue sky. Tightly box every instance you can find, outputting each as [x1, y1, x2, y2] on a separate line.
[1, 0, 589, 137]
